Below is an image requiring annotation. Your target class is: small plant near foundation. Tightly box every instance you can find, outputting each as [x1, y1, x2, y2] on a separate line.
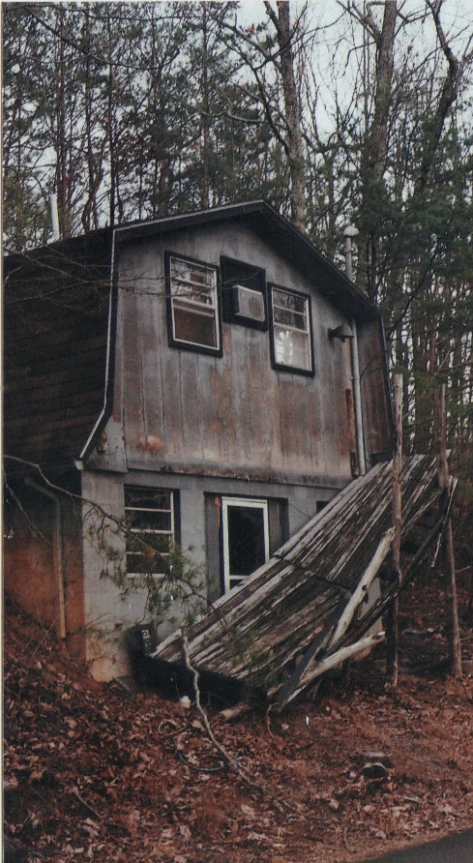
[134, 543, 209, 628]
[84, 506, 209, 631]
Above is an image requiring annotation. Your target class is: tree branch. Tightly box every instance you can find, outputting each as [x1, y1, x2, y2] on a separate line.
[180, 633, 298, 812]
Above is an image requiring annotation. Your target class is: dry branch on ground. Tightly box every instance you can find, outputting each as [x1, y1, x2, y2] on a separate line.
[4, 576, 473, 863]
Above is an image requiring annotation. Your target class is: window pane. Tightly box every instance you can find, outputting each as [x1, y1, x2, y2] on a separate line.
[170, 258, 216, 305]
[227, 505, 267, 577]
[125, 488, 171, 510]
[274, 325, 311, 370]
[169, 256, 220, 351]
[274, 306, 307, 330]
[127, 509, 172, 532]
[273, 289, 308, 331]
[125, 487, 175, 577]
[126, 542, 170, 576]
[173, 303, 218, 348]
[271, 287, 312, 372]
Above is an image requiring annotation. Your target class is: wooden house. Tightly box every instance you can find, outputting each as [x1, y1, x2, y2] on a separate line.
[4, 201, 394, 681]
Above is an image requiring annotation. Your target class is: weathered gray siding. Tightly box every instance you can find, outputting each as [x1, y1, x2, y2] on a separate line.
[103, 224, 356, 482]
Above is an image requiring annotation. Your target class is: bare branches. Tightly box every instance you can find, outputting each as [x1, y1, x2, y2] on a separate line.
[415, 1, 473, 191]
[180, 633, 298, 812]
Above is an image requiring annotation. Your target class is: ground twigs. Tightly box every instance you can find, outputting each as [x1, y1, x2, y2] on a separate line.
[180, 634, 298, 813]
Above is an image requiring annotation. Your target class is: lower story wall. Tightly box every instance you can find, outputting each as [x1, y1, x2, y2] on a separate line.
[80, 468, 349, 681]
[4, 486, 56, 626]
[4, 469, 352, 682]
[4, 482, 85, 659]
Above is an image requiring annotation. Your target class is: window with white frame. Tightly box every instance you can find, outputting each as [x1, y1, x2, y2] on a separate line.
[166, 253, 220, 353]
[269, 285, 314, 374]
[222, 497, 269, 592]
[124, 487, 176, 578]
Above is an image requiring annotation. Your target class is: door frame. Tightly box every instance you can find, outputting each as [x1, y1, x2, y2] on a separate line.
[221, 496, 270, 592]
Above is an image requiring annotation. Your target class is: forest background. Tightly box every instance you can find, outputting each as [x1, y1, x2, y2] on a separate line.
[3, 0, 473, 561]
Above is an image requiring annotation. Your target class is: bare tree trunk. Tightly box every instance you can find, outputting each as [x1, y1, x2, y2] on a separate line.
[56, 5, 67, 238]
[437, 384, 462, 678]
[418, 2, 473, 192]
[386, 373, 403, 686]
[358, 0, 397, 299]
[82, 5, 101, 232]
[200, 2, 210, 210]
[106, 9, 115, 228]
[445, 520, 462, 676]
[265, 1, 305, 230]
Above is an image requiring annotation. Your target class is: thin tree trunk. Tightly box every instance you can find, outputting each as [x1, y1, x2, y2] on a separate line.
[82, 5, 100, 233]
[437, 384, 462, 678]
[200, 2, 210, 210]
[56, 5, 67, 238]
[386, 373, 403, 686]
[106, 10, 115, 229]
[417, 3, 469, 192]
[358, 1, 397, 299]
[265, 1, 305, 230]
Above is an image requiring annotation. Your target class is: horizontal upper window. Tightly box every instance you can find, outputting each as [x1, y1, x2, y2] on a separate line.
[269, 284, 314, 375]
[166, 252, 221, 355]
[124, 486, 178, 578]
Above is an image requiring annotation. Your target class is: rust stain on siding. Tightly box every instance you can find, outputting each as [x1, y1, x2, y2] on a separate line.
[138, 435, 164, 454]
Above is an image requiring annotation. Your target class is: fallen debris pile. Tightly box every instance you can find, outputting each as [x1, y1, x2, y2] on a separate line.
[4, 579, 473, 863]
[151, 456, 454, 707]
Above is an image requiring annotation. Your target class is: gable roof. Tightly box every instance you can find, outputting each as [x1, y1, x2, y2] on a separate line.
[115, 200, 379, 322]
[3, 201, 381, 474]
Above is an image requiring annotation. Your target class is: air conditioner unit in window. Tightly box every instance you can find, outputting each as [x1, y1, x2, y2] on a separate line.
[233, 285, 266, 322]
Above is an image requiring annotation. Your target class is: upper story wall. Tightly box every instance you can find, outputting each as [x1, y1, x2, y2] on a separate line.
[101, 221, 389, 483]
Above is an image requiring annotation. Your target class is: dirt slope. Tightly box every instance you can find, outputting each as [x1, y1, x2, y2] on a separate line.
[4, 575, 473, 863]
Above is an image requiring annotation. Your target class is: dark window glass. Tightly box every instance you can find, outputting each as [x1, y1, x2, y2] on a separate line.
[222, 498, 269, 591]
[227, 505, 267, 577]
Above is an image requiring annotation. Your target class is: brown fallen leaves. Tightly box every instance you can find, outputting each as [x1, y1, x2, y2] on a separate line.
[4, 574, 473, 863]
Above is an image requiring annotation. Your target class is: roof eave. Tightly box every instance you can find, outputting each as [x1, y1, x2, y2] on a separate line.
[113, 200, 378, 322]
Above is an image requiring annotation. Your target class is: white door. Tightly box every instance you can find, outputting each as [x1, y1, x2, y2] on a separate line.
[222, 497, 270, 592]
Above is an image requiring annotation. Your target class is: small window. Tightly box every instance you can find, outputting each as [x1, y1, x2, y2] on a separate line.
[166, 253, 221, 354]
[269, 285, 314, 375]
[222, 497, 270, 592]
[124, 487, 177, 578]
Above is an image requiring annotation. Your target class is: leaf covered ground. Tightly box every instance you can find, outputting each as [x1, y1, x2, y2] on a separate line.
[4, 572, 473, 863]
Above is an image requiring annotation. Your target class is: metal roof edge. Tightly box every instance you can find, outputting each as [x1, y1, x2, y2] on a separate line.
[3, 202, 377, 318]
[3, 227, 113, 271]
[113, 199, 378, 318]
[113, 199, 268, 242]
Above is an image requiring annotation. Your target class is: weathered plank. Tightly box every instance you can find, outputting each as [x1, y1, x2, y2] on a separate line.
[152, 455, 443, 702]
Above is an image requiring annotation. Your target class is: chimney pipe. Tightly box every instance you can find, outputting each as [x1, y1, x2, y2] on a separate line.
[342, 224, 366, 475]
[50, 193, 60, 242]
[343, 224, 359, 281]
